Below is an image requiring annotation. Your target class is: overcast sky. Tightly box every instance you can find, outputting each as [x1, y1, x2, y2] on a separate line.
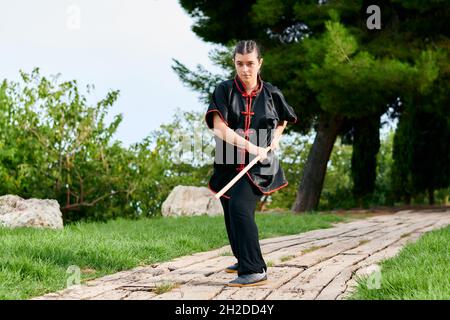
[1, 0, 221, 147]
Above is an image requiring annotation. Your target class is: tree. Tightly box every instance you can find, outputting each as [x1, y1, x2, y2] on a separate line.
[0, 69, 220, 222]
[392, 71, 450, 204]
[0, 69, 173, 222]
[175, 0, 447, 212]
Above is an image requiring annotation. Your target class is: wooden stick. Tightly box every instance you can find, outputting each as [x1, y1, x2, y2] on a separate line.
[214, 145, 272, 199]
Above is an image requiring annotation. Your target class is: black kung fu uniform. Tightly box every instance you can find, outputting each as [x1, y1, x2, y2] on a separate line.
[205, 74, 298, 199]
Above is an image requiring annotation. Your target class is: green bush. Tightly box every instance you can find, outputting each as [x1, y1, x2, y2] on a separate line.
[0, 69, 177, 222]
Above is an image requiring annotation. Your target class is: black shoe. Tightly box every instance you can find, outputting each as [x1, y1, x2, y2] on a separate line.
[224, 262, 239, 273]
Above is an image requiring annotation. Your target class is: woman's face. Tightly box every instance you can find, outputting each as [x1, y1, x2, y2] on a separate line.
[233, 51, 263, 84]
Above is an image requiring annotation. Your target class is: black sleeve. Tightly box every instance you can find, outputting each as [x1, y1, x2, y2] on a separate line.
[272, 87, 298, 124]
[205, 83, 229, 129]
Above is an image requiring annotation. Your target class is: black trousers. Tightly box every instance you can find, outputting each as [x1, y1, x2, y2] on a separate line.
[219, 175, 267, 276]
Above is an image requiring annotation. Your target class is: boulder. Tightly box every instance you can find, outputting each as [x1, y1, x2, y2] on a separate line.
[161, 186, 223, 217]
[0, 195, 63, 229]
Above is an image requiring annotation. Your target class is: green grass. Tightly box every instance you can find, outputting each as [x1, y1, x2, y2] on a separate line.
[348, 225, 450, 300]
[0, 211, 351, 300]
[154, 281, 181, 295]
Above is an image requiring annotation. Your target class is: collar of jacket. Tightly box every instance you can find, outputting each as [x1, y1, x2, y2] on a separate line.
[234, 73, 263, 97]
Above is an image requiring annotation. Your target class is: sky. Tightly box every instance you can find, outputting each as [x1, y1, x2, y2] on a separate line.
[0, 0, 221, 147]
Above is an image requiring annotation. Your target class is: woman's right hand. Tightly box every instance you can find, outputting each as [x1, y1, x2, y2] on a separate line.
[257, 147, 269, 163]
[248, 144, 268, 163]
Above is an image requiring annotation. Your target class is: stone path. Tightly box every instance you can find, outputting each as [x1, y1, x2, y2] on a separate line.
[32, 209, 450, 300]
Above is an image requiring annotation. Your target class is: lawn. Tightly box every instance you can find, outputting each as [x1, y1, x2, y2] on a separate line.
[0, 211, 350, 300]
[348, 225, 450, 300]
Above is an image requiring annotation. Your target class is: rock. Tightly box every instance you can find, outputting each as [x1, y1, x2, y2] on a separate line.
[161, 186, 223, 217]
[0, 195, 63, 229]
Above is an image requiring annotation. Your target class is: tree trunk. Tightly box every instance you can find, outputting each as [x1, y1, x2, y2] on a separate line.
[351, 115, 380, 203]
[403, 193, 411, 205]
[428, 188, 435, 205]
[292, 113, 345, 213]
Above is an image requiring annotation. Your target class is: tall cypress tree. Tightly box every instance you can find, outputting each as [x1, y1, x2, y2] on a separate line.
[393, 72, 450, 204]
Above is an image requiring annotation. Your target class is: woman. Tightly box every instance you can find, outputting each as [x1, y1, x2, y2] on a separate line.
[205, 40, 298, 287]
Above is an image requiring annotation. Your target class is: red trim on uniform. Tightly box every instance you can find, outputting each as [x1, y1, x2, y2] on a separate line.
[245, 172, 289, 195]
[288, 116, 298, 124]
[205, 109, 228, 129]
[233, 74, 263, 172]
[234, 74, 263, 95]
[210, 75, 289, 198]
[208, 180, 231, 199]
[234, 77, 245, 95]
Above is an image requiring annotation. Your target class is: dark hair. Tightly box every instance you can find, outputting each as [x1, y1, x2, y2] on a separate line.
[232, 40, 262, 60]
